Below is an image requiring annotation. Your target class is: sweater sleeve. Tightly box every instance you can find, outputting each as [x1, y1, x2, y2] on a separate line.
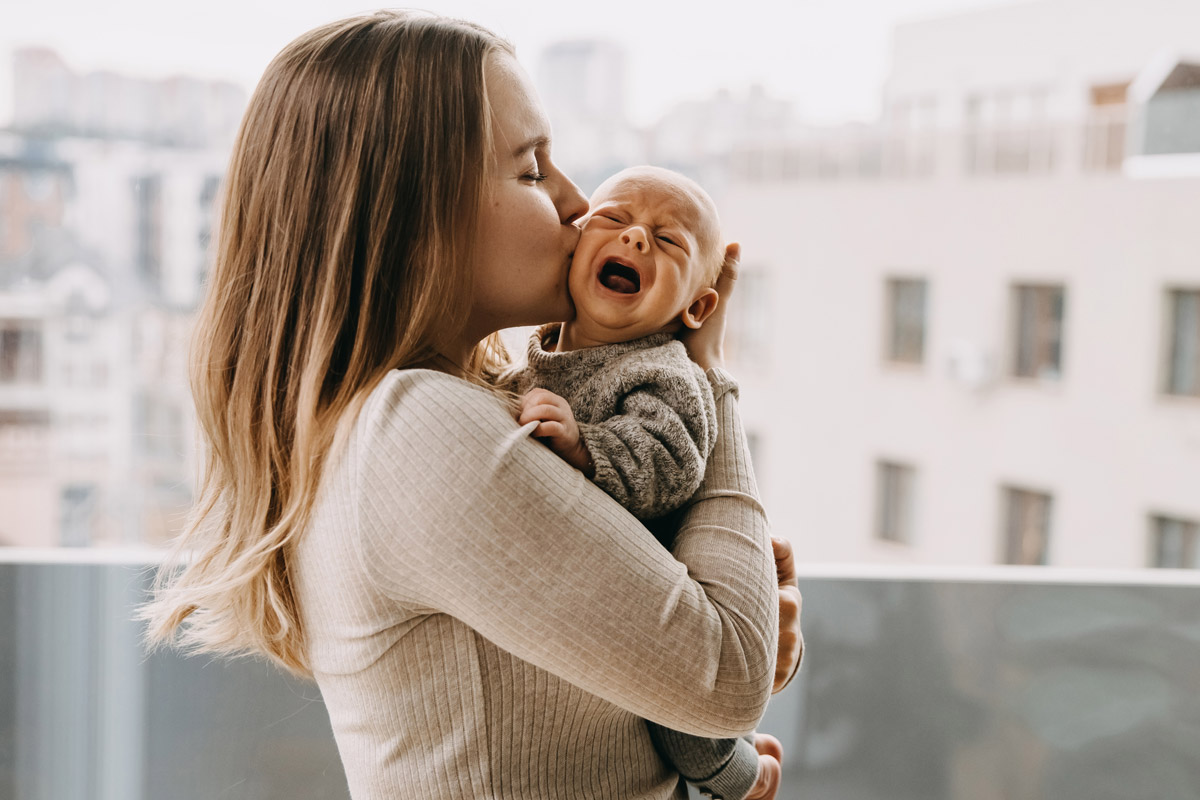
[577, 366, 716, 520]
[352, 369, 776, 738]
[648, 727, 761, 800]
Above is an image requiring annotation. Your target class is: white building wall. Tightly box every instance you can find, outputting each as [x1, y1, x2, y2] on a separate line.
[726, 167, 1200, 567]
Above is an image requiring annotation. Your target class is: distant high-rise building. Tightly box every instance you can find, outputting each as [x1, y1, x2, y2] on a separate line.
[538, 40, 627, 125]
[536, 40, 641, 193]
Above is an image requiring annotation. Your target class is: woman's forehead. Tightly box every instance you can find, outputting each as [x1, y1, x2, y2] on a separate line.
[485, 53, 552, 159]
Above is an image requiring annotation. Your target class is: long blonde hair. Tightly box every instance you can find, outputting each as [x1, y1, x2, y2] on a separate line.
[141, 11, 513, 675]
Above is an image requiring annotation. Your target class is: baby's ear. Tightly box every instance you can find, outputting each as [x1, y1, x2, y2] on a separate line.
[680, 288, 720, 330]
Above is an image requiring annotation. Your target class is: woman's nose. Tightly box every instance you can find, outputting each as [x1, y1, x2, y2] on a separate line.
[557, 175, 588, 226]
[621, 226, 649, 252]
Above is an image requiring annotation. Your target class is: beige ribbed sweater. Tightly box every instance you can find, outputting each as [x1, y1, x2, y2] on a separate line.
[289, 366, 777, 799]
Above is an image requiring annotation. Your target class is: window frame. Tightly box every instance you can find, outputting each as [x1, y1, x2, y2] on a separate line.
[883, 276, 929, 366]
[1149, 514, 1199, 569]
[1010, 283, 1067, 381]
[1162, 287, 1200, 398]
[1000, 485, 1054, 565]
[876, 460, 917, 545]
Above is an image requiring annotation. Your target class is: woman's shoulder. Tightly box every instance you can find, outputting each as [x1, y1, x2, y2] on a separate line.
[356, 368, 520, 450]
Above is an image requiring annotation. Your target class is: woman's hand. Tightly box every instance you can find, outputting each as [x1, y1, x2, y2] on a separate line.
[680, 242, 739, 371]
[772, 536, 804, 693]
[745, 733, 784, 800]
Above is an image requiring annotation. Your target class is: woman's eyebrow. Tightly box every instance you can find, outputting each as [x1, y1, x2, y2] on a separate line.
[511, 135, 550, 160]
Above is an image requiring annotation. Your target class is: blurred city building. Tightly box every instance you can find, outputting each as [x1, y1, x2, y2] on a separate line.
[4, 0, 1199, 567]
[721, 0, 1200, 567]
[536, 41, 803, 196]
[13, 48, 244, 148]
[0, 49, 241, 547]
[536, 39, 644, 194]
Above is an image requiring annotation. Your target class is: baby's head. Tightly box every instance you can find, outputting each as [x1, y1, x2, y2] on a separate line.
[565, 166, 724, 346]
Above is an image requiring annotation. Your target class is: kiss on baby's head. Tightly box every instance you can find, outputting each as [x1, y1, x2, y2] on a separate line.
[556, 166, 725, 352]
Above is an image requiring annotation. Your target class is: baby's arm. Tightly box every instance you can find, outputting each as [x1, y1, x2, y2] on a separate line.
[519, 375, 713, 519]
[577, 371, 715, 520]
[518, 388, 594, 475]
[649, 727, 768, 800]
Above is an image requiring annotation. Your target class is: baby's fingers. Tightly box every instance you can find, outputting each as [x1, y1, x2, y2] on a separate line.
[533, 421, 568, 440]
[519, 402, 566, 426]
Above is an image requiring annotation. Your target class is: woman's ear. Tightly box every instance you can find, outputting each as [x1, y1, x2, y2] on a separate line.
[680, 288, 720, 330]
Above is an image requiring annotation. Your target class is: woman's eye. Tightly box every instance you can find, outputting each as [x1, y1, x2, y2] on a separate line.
[523, 171, 548, 183]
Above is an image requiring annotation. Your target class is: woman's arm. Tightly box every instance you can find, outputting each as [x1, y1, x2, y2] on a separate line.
[681, 242, 804, 694]
[352, 369, 776, 738]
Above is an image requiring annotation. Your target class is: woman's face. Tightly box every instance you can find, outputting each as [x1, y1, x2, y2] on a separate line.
[465, 52, 588, 343]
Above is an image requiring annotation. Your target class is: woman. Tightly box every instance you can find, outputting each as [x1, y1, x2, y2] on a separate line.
[143, 11, 802, 799]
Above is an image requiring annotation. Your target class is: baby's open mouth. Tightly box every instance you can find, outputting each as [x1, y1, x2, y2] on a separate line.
[599, 262, 640, 294]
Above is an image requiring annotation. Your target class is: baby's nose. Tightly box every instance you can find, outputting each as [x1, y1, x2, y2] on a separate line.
[621, 225, 649, 252]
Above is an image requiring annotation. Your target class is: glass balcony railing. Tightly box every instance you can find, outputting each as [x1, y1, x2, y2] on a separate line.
[3, 551, 1198, 799]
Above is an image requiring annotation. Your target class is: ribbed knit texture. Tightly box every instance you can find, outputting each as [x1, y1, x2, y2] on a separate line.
[288, 366, 777, 799]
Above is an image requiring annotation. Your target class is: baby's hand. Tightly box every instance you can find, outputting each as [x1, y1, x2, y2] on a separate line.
[518, 389, 594, 476]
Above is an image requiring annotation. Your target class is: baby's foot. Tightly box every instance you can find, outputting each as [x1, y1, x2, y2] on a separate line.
[743, 753, 780, 800]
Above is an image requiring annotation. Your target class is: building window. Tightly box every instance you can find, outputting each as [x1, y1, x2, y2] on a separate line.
[60, 483, 98, 547]
[1150, 515, 1199, 568]
[1140, 62, 1200, 157]
[885, 277, 928, 364]
[134, 173, 164, 293]
[1165, 289, 1200, 397]
[197, 173, 222, 291]
[1012, 284, 1066, 380]
[876, 461, 916, 544]
[1001, 486, 1053, 565]
[0, 320, 43, 384]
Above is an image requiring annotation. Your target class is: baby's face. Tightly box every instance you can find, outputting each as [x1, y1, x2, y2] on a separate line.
[567, 167, 720, 344]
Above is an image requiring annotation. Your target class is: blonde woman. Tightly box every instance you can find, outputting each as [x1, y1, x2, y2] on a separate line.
[142, 11, 802, 800]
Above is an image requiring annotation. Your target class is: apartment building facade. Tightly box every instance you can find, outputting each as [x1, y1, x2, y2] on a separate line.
[720, 0, 1200, 567]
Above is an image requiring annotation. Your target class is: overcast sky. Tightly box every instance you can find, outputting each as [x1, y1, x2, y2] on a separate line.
[1, 0, 1018, 127]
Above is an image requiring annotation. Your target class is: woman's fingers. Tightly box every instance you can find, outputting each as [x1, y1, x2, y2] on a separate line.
[680, 241, 740, 370]
[775, 584, 803, 692]
[716, 241, 741, 296]
[772, 538, 804, 692]
[753, 732, 783, 762]
[745, 754, 781, 800]
[771, 536, 798, 587]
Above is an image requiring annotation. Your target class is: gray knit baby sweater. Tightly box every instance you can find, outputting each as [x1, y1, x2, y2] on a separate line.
[517, 323, 762, 800]
[515, 324, 717, 521]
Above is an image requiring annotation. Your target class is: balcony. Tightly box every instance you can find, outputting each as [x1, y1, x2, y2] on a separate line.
[2, 550, 1197, 799]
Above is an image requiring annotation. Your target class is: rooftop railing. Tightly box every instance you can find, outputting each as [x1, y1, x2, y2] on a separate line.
[731, 112, 1134, 184]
